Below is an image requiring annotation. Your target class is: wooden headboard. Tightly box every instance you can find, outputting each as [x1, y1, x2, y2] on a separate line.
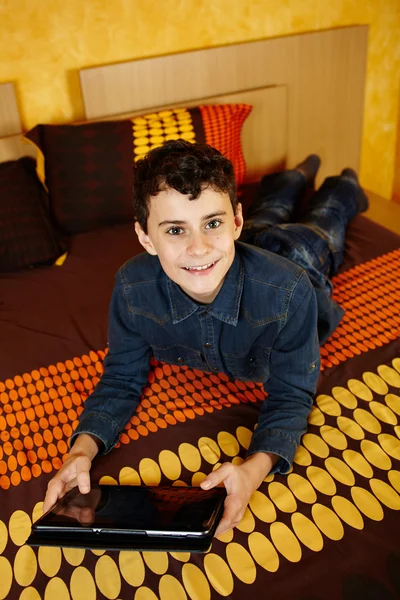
[0, 26, 368, 186]
[80, 26, 368, 185]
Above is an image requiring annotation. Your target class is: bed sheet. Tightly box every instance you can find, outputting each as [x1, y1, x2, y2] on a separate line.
[0, 207, 399, 600]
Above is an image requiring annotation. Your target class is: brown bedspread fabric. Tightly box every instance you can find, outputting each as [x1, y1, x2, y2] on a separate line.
[0, 185, 399, 600]
[1, 196, 399, 380]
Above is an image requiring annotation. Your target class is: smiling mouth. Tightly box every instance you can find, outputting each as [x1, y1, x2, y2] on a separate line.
[183, 261, 217, 271]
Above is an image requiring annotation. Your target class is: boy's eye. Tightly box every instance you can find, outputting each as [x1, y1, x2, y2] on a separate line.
[205, 219, 222, 229]
[166, 226, 184, 235]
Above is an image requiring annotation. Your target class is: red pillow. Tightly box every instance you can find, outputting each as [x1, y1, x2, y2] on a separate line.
[199, 104, 251, 187]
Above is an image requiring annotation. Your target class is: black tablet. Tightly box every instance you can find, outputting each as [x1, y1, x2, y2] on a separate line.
[27, 484, 227, 552]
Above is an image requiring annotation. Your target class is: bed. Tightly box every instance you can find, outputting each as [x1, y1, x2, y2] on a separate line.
[1, 25, 400, 600]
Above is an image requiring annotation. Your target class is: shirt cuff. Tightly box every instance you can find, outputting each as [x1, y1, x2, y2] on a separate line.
[245, 428, 298, 475]
[70, 411, 122, 455]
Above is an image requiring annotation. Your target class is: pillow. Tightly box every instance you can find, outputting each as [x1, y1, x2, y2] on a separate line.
[0, 157, 66, 272]
[131, 104, 252, 185]
[25, 120, 134, 236]
[25, 104, 252, 235]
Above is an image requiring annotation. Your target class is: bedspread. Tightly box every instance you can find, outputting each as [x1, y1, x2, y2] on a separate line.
[0, 214, 399, 600]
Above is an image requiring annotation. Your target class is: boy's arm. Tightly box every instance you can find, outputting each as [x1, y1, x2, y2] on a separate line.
[201, 272, 319, 535]
[70, 272, 152, 454]
[246, 271, 320, 473]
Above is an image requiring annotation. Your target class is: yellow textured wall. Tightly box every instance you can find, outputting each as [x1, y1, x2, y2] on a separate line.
[0, 0, 399, 198]
[394, 89, 400, 204]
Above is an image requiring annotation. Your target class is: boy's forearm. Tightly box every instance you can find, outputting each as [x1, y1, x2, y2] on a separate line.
[69, 433, 102, 461]
[71, 390, 141, 455]
[240, 451, 279, 490]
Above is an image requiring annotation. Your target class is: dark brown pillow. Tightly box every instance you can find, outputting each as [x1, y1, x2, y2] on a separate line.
[0, 157, 65, 272]
[25, 121, 135, 235]
[25, 104, 252, 236]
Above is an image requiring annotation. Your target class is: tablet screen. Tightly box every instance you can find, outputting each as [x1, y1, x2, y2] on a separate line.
[37, 485, 226, 536]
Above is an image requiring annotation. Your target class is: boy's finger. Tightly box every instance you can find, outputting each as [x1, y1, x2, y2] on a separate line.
[215, 519, 232, 537]
[42, 495, 54, 515]
[75, 461, 91, 494]
[200, 463, 232, 490]
[215, 508, 236, 537]
[215, 497, 242, 537]
[42, 480, 63, 514]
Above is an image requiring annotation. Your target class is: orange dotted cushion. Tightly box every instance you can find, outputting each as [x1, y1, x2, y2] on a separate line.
[25, 104, 252, 235]
[132, 104, 252, 186]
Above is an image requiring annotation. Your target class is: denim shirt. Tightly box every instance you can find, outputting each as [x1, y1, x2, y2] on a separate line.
[72, 242, 320, 474]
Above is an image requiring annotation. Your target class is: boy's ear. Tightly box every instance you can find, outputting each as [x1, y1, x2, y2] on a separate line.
[134, 221, 158, 256]
[233, 202, 244, 240]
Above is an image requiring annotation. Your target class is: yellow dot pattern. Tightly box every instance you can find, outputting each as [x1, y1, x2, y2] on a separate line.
[331, 496, 364, 530]
[311, 504, 344, 541]
[270, 522, 302, 562]
[291, 512, 324, 551]
[131, 108, 197, 162]
[14, 545, 37, 587]
[181, 562, 211, 600]
[44, 578, 70, 600]
[95, 554, 121, 598]
[248, 532, 279, 572]
[0, 354, 399, 598]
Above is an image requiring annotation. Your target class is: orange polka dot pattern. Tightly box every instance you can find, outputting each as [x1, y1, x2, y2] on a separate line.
[0, 350, 106, 489]
[130, 360, 265, 444]
[322, 248, 400, 371]
[200, 104, 252, 185]
[131, 103, 252, 185]
[0, 248, 399, 487]
[0, 353, 266, 488]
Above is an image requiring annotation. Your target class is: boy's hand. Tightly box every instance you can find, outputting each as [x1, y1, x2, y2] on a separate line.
[200, 452, 278, 537]
[42, 434, 101, 514]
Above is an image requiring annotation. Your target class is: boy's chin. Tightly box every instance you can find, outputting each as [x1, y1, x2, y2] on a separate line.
[186, 290, 220, 304]
[181, 277, 225, 304]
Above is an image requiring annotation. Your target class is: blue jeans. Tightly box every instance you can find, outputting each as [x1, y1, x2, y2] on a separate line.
[240, 169, 367, 296]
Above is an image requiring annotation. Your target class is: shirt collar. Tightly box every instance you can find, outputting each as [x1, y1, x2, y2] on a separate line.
[166, 249, 244, 325]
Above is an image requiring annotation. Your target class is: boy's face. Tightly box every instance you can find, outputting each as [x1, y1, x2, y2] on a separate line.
[135, 187, 243, 304]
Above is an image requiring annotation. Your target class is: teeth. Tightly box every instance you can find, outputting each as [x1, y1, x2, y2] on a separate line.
[184, 262, 214, 271]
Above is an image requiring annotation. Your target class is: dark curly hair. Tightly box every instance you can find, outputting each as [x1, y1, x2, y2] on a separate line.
[133, 139, 237, 233]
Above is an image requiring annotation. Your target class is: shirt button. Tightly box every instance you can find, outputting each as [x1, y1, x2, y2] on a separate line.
[204, 343, 212, 349]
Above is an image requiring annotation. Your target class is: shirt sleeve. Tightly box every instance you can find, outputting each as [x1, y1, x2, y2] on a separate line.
[246, 271, 320, 474]
[70, 271, 152, 454]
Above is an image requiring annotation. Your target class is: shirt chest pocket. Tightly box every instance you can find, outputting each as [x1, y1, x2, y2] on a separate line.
[152, 344, 204, 369]
[223, 346, 271, 381]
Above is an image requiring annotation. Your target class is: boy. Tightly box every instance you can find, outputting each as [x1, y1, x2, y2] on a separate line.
[43, 140, 368, 536]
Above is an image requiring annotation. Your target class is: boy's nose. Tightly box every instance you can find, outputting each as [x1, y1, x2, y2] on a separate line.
[187, 232, 210, 256]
